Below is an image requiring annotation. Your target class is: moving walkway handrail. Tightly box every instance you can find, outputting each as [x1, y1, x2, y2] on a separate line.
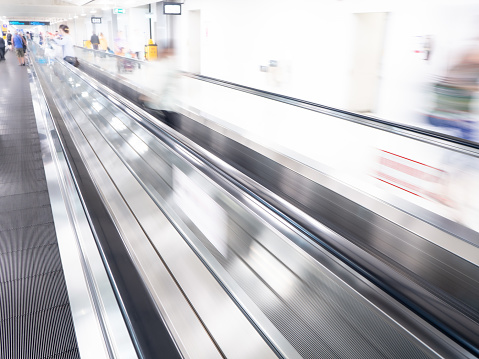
[74, 45, 144, 64]
[182, 72, 479, 153]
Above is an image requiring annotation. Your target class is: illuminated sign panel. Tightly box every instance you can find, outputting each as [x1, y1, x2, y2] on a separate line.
[113, 8, 125, 14]
[91, 17, 102, 24]
[9, 21, 50, 25]
[164, 3, 181, 15]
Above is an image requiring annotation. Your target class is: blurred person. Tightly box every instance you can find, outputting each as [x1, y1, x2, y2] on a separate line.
[99, 32, 108, 51]
[39, 32, 44, 45]
[114, 31, 127, 55]
[12, 31, 26, 66]
[0, 36, 5, 61]
[138, 45, 179, 127]
[424, 46, 479, 225]
[21, 33, 27, 53]
[129, 28, 144, 68]
[6, 30, 12, 51]
[425, 46, 479, 141]
[90, 31, 99, 50]
[50, 24, 79, 67]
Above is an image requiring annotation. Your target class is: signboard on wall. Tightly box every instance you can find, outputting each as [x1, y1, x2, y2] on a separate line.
[113, 8, 126, 14]
[9, 21, 50, 25]
[91, 17, 102, 24]
[164, 3, 182, 15]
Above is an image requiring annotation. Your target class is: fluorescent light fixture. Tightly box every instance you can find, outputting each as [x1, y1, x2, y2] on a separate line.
[74, 15, 78, 18]
[90, 9, 97, 13]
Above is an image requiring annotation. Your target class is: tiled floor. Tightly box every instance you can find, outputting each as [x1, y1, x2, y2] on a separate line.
[0, 50, 79, 359]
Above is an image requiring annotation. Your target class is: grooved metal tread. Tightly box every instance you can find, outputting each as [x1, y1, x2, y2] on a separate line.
[0, 52, 80, 358]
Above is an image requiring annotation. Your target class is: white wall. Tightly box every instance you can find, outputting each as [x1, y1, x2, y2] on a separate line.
[175, 0, 479, 120]
[176, 0, 357, 109]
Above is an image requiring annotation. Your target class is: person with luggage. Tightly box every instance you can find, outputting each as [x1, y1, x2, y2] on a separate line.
[50, 24, 79, 67]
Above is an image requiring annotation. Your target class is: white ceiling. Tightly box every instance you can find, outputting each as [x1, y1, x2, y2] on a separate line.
[0, 0, 154, 22]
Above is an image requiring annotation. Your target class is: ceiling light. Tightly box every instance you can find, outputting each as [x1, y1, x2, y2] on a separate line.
[74, 15, 78, 19]
[81, 13, 86, 16]
[90, 9, 97, 14]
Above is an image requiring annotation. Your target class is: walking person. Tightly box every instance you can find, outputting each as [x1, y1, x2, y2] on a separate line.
[0, 36, 5, 61]
[12, 31, 26, 66]
[6, 30, 12, 51]
[99, 32, 108, 51]
[50, 24, 79, 67]
[90, 32, 99, 50]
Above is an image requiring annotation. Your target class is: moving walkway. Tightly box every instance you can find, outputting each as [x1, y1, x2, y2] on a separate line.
[18, 42, 479, 358]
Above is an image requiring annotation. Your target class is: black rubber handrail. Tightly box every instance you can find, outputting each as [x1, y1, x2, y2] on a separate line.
[74, 45, 144, 64]
[183, 72, 479, 151]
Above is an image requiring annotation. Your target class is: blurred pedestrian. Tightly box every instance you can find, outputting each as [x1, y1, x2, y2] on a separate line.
[6, 30, 12, 51]
[90, 32, 99, 50]
[426, 47, 479, 141]
[50, 24, 78, 67]
[138, 44, 179, 127]
[0, 36, 5, 61]
[12, 31, 26, 66]
[99, 32, 108, 51]
[114, 31, 127, 55]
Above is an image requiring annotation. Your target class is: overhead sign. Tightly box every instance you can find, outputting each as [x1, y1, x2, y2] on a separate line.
[113, 8, 125, 14]
[91, 17, 102, 24]
[164, 3, 181, 15]
[30, 21, 50, 26]
[9, 21, 50, 26]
